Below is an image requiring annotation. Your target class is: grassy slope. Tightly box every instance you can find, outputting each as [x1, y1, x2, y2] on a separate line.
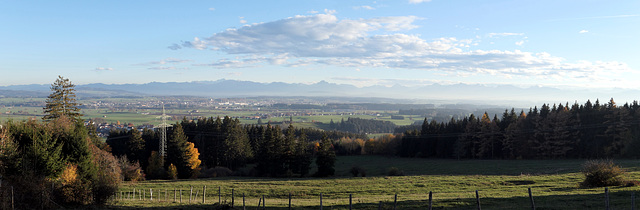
[107, 156, 640, 209]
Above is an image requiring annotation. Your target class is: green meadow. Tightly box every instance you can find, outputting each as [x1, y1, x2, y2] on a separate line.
[107, 156, 640, 209]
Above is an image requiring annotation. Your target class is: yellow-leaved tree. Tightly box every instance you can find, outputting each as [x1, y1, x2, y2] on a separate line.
[185, 142, 201, 178]
[167, 123, 202, 179]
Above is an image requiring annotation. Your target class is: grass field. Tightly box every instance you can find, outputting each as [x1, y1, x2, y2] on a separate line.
[106, 156, 640, 209]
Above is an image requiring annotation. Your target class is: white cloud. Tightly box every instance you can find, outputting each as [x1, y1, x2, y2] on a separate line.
[194, 58, 261, 69]
[354, 5, 375, 10]
[136, 58, 193, 66]
[239, 17, 247, 24]
[175, 12, 631, 82]
[148, 66, 189, 70]
[208, 7, 215, 11]
[409, 0, 431, 4]
[579, 30, 589, 34]
[515, 41, 524, 46]
[487, 32, 524, 38]
[95, 67, 113, 71]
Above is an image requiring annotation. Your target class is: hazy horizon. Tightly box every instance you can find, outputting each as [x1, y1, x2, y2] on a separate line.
[1, 1, 639, 100]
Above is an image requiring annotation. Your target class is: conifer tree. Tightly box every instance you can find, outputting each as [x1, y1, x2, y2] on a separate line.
[126, 128, 145, 166]
[291, 129, 312, 177]
[222, 118, 252, 169]
[166, 123, 200, 179]
[314, 134, 336, 177]
[43, 76, 82, 122]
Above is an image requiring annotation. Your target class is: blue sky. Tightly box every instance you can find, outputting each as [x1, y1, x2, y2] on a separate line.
[1, 0, 639, 91]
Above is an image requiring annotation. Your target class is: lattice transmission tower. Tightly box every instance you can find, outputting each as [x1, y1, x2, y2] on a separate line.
[157, 104, 171, 159]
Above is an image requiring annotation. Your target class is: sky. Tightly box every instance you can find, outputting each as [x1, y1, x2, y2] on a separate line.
[1, 0, 639, 91]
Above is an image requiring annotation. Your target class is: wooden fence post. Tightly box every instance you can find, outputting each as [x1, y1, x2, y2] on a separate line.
[203, 186, 207, 203]
[150, 189, 153, 201]
[378, 201, 383, 210]
[180, 188, 182, 203]
[218, 186, 221, 204]
[258, 197, 262, 210]
[190, 186, 193, 203]
[232, 188, 235, 207]
[289, 192, 292, 210]
[143, 189, 146, 200]
[133, 188, 135, 201]
[174, 188, 176, 203]
[428, 191, 433, 210]
[320, 193, 323, 210]
[475, 190, 481, 210]
[242, 193, 245, 210]
[632, 192, 636, 210]
[605, 187, 610, 210]
[528, 188, 535, 210]
[11, 186, 14, 210]
[394, 193, 398, 210]
[196, 190, 200, 203]
[263, 195, 266, 210]
[349, 194, 352, 210]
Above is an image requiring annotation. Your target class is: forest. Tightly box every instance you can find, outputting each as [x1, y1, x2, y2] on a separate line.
[106, 117, 353, 178]
[398, 99, 640, 159]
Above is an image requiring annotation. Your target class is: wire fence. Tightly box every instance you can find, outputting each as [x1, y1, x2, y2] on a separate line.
[108, 186, 635, 210]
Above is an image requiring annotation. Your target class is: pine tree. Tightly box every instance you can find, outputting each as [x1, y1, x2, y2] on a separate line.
[166, 123, 200, 179]
[126, 128, 145, 165]
[291, 129, 312, 177]
[222, 118, 253, 170]
[314, 134, 336, 177]
[43, 76, 82, 122]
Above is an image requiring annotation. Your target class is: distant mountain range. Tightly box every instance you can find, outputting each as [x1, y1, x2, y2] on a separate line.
[1, 79, 638, 107]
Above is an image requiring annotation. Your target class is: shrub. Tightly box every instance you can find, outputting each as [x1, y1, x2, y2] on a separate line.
[580, 159, 624, 187]
[90, 144, 121, 204]
[118, 157, 145, 182]
[349, 166, 366, 177]
[350, 166, 360, 177]
[199, 166, 233, 178]
[387, 167, 404, 176]
[167, 164, 178, 180]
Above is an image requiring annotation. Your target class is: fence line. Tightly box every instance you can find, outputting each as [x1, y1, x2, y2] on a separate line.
[109, 186, 637, 209]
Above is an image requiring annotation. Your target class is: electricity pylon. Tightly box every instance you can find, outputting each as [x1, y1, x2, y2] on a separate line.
[157, 104, 171, 160]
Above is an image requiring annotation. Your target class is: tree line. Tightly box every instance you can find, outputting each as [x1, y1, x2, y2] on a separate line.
[398, 99, 640, 159]
[106, 116, 345, 178]
[328, 117, 396, 134]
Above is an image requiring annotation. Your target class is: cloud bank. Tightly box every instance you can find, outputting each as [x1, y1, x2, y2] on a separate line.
[172, 12, 630, 82]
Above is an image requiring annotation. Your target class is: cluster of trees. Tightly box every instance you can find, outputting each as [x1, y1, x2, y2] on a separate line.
[0, 76, 120, 208]
[328, 117, 396, 134]
[107, 117, 341, 178]
[398, 99, 640, 159]
[107, 124, 201, 179]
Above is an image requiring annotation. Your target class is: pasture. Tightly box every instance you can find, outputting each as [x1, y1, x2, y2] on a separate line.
[107, 156, 640, 209]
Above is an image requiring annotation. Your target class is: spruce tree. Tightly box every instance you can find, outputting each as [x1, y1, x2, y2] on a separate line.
[166, 123, 200, 179]
[43, 76, 82, 122]
[314, 134, 336, 177]
[126, 128, 145, 166]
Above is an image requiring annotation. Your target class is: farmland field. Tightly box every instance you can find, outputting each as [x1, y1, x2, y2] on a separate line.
[107, 156, 640, 209]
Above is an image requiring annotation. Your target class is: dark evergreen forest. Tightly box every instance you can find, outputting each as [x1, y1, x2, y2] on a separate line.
[398, 99, 640, 159]
[107, 116, 356, 177]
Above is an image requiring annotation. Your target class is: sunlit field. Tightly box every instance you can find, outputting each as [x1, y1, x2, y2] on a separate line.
[107, 156, 640, 209]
